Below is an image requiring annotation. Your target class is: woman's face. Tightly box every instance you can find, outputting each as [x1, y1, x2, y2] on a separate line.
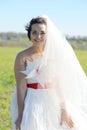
[30, 23, 47, 47]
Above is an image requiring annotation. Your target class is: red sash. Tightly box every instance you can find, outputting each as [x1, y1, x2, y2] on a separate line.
[27, 83, 51, 89]
[27, 83, 38, 89]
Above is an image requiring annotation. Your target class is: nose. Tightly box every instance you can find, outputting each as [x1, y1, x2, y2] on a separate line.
[36, 33, 41, 39]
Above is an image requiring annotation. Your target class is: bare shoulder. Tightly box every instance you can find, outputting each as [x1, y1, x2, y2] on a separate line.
[16, 47, 32, 63]
[14, 47, 33, 70]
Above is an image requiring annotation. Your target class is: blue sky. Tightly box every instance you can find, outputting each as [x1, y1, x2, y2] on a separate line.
[0, 0, 87, 36]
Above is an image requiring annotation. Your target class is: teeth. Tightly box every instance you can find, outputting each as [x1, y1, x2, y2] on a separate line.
[36, 41, 40, 42]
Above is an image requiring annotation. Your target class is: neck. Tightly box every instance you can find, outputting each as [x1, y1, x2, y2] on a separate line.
[32, 45, 44, 54]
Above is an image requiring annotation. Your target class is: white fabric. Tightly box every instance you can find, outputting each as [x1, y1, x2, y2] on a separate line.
[10, 59, 62, 130]
[11, 15, 87, 130]
[41, 15, 87, 108]
[11, 58, 87, 130]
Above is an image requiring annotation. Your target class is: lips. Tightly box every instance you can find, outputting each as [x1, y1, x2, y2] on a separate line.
[34, 40, 43, 44]
[35, 40, 41, 42]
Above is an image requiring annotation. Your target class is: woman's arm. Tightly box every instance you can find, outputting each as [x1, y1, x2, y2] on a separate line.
[14, 53, 27, 120]
[56, 86, 74, 128]
[60, 102, 74, 128]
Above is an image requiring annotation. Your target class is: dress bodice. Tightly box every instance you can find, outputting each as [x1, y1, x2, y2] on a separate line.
[20, 57, 54, 89]
[20, 57, 42, 84]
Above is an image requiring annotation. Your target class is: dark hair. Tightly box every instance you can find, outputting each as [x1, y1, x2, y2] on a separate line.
[25, 17, 47, 40]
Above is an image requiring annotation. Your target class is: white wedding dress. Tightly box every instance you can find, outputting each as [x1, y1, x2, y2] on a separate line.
[10, 57, 87, 130]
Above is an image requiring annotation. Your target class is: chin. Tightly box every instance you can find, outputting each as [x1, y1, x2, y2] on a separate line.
[34, 42, 44, 46]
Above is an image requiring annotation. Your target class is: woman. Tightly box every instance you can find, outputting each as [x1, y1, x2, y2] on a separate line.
[11, 15, 87, 130]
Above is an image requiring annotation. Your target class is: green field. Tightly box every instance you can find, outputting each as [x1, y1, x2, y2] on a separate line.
[0, 47, 24, 130]
[0, 47, 87, 130]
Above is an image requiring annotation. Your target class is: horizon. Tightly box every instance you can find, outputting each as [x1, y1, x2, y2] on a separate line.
[0, 31, 87, 38]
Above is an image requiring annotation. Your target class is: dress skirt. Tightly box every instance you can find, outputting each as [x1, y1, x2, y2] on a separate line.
[10, 87, 87, 130]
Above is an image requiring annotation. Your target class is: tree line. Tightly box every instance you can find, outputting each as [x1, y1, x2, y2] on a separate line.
[0, 32, 87, 50]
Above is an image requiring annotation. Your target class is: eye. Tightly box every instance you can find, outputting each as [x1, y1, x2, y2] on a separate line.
[40, 31, 46, 35]
[32, 31, 37, 35]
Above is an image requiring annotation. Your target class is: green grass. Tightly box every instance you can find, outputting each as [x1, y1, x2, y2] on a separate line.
[0, 47, 87, 130]
[0, 47, 24, 130]
[75, 50, 87, 74]
[0, 47, 24, 87]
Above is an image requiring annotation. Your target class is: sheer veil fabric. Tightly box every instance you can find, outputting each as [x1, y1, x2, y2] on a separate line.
[31, 15, 87, 128]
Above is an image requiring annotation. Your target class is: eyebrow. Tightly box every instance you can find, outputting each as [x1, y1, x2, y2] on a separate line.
[31, 30, 46, 32]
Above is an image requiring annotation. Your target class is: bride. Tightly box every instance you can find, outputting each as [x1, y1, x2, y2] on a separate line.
[10, 15, 87, 130]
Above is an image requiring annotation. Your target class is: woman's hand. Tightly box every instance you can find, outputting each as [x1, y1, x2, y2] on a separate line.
[60, 109, 74, 128]
[15, 116, 22, 130]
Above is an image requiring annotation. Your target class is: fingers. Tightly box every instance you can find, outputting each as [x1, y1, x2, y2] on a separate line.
[60, 114, 64, 125]
[16, 129, 19, 130]
[16, 125, 21, 130]
[15, 122, 21, 130]
[60, 117, 74, 128]
[15, 124, 21, 130]
[15, 125, 19, 130]
[60, 118, 63, 125]
[68, 119, 74, 128]
[15, 117, 22, 130]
